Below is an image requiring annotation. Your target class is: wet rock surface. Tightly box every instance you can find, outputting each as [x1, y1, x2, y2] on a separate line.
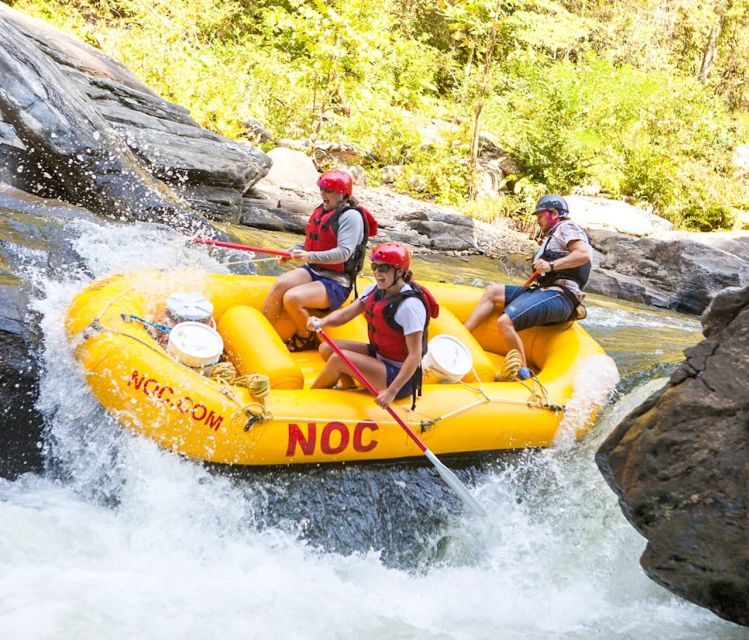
[0, 186, 105, 479]
[596, 284, 749, 627]
[0, 3, 269, 227]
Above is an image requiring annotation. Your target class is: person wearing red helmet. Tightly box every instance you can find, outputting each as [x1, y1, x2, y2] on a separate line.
[307, 242, 439, 409]
[464, 194, 591, 380]
[262, 168, 377, 352]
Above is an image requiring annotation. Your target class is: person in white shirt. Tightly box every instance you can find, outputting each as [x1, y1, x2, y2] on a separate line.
[308, 242, 439, 408]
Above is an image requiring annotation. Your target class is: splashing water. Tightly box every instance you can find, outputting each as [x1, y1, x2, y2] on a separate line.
[555, 353, 620, 448]
[1, 223, 743, 639]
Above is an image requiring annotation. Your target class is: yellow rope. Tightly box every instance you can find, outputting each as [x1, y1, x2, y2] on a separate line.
[419, 363, 564, 431]
[496, 348, 523, 382]
[210, 362, 272, 426]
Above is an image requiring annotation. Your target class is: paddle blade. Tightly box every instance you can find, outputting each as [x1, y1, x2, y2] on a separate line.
[425, 449, 486, 517]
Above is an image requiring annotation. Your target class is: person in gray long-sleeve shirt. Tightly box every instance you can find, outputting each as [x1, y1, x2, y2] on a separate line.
[262, 169, 376, 352]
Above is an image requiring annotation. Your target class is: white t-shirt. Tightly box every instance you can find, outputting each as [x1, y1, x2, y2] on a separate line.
[360, 283, 427, 336]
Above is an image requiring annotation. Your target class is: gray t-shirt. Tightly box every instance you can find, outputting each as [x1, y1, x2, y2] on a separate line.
[291, 208, 364, 286]
[360, 283, 427, 366]
[533, 219, 589, 301]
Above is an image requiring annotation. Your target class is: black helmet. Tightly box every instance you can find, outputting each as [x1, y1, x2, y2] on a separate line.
[533, 194, 569, 217]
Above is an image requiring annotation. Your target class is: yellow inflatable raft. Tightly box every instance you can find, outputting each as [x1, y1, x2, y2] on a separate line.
[65, 268, 609, 466]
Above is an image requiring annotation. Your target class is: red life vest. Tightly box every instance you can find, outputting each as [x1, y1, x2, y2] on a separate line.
[303, 204, 378, 277]
[363, 282, 440, 362]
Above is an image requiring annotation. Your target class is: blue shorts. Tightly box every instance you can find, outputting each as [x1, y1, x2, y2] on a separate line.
[368, 345, 415, 400]
[302, 265, 351, 311]
[503, 286, 575, 331]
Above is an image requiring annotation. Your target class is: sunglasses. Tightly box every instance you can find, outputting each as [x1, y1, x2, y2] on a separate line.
[370, 262, 395, 273]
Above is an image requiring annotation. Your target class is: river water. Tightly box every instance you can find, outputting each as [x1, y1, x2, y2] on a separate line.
[0, 221, 744, 639]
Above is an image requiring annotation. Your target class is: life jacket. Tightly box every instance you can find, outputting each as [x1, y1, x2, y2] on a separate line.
[535, 220, 591, 290]
[304, 204, 378, 287]
[532, 219, 591, 319]
[363, 282, 440, 409]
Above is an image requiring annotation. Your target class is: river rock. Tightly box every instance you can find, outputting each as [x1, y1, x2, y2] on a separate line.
[0, 3, 271, 223]
[311, 140, 368, 167]
[242, 117, 274, 145]
[0, 326, 43, 479]
[587, 229, 749, 314]
[0, 185, 106, 479]
[567, 196, 673, 236]
[596, 284, 749, 627]
[263, 147, 320, 188]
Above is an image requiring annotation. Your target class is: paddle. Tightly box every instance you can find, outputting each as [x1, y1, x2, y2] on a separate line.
[191, 237, 292, 257]
[317, 329, 486, 517]
[523, 271, 540, 288]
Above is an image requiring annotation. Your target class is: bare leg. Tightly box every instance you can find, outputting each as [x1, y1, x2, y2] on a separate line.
[318, 340, 369, 388]
[262, 268, 313, 324]
[464, 283, 506, 332]
[283, 281, 330, 336]
[312, 349, 388, 390]
[497, 313, 527, 367]
[319, 340, 369, 360]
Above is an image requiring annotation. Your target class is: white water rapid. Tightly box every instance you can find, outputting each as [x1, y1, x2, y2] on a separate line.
[0, 222, 744, 639]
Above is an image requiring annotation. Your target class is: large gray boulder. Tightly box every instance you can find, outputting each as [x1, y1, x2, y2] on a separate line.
[587, 230, 749, 314]
[596, 284, 749, 627]
[566, 196, 673, 236]
[0, 3, 270, 222]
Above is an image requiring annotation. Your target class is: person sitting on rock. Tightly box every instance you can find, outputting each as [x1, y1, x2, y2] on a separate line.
[464, 194, 592, 380]
[262, 169, 377, 351]
[307, 242, 439, 408]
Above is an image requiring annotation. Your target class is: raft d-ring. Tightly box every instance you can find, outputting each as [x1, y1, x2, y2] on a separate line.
[244, 414, 261, 431]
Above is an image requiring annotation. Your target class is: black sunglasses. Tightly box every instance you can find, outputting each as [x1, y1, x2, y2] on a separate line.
[370, 262, 395, 273]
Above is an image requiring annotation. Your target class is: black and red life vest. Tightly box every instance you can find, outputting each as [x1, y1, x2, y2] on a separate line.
[304, 204, 378, 279]
[363, 282, 440, 363]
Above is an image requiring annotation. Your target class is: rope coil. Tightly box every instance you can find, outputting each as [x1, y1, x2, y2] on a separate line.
[496, 348, 523, 382]
[210, 362, 272, 428]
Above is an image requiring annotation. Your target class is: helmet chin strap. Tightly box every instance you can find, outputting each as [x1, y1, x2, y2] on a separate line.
[385, 268, 404, 290]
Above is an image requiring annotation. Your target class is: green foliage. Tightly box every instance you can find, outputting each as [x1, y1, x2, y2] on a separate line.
[11, 0, 749, 231]
[484, 53, 744, 229]
[458, 192, 535, 222]
[394, 124, 471, 203]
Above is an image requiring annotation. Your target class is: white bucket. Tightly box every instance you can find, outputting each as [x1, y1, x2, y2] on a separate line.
[166, 291, 214, 323]
[421, 334, 473, 383]
[167, 321, 224, 371]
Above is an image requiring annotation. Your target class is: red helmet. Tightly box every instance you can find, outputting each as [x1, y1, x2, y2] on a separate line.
[317, 169, 353, 197]
[371, 242, 410, 271]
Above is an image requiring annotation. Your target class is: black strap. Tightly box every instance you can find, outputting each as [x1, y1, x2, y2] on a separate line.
[410, 365, 423, 410]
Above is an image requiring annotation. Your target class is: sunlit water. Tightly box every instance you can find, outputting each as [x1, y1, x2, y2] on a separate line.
[1, 221, 744, 639]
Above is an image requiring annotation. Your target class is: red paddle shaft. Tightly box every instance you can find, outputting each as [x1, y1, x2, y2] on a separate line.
[192, 237, 291, 257]
[318, 329, 426, 452]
